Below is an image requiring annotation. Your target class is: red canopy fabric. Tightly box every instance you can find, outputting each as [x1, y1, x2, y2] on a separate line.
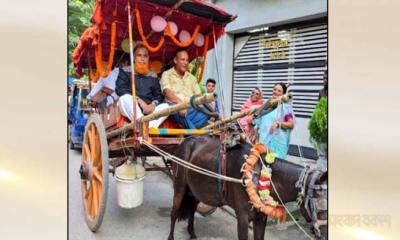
[73, 0, 235, 75]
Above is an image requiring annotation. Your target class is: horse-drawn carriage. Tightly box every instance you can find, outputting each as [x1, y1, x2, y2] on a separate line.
[72, 0, 327, 239]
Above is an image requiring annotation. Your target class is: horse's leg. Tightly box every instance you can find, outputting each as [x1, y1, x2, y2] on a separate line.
[253, 211, 267, 240]
[168, 184, 186, 240]
[187, 200, 199, 239]
[235, 209, 249, 240]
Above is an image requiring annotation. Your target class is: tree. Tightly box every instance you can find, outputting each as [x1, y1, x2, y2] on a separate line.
[68, 0, 95, 78]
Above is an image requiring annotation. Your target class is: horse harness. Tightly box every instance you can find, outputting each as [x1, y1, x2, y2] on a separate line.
[296, 165, 327, 238]
[213, 144, 227, 204]
[214, 122, 245, 204]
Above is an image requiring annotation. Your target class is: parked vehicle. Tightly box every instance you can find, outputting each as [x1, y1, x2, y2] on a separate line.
[68, 79, 90, 149]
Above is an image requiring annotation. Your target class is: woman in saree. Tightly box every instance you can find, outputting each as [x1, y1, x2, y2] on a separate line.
[254, 83, 295, 160]
[238, 87, 264, 141]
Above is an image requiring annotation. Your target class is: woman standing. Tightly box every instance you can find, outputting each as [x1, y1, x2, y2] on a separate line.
[254, 83, 295, 159]
[238, 87, 264, 141]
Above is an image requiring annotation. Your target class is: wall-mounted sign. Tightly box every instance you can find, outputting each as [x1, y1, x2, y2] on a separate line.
[262, 39, 289, 60]
[270, 51, 286, 60]
[263, 39, 289, 49]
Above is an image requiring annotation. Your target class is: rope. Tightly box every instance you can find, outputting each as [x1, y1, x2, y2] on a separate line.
[140, 139, 244, 184]
[258, 155, 314, 240]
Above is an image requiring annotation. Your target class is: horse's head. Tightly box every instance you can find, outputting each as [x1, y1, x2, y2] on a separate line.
[221, 121, 248, 149]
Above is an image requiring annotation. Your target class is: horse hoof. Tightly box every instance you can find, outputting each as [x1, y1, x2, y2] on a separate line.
[190, 234, 197, 239]
[167, 236, 174, 240]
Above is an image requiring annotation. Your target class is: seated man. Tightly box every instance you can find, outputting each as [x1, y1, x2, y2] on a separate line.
[160, 50, 209, 129]
[86, 53, 123, 107]
[115, 44, 169, 128]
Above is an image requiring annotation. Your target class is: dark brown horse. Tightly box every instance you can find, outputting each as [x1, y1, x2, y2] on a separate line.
[168, 135, 327, 240]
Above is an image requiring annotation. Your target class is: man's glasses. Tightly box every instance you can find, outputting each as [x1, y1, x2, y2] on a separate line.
[251, 91, 260, 96]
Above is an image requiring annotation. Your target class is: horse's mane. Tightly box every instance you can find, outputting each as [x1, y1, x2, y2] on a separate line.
[183, 136, 305, 173]
[226, 142, 305, 174]
[270, 157, 305, 169]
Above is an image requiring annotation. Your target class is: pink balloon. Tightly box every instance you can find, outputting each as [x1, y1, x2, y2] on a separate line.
[179, 30, 191, 43]
[167, 21, 178, 36]
[194, 33, 205, 47]
[150, 15, 167, 32]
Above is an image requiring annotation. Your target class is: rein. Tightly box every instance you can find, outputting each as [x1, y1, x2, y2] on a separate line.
[190, 95, 219, 118]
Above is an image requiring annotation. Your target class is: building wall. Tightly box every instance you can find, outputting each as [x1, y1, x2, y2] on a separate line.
[216, 0, 327, 33]
[203, 0, 327, 148]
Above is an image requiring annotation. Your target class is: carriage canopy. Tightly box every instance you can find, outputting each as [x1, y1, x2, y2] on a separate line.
[72, 0, 236, 77]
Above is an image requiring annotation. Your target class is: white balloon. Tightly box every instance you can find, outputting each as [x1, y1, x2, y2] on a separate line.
[167, 21, 178, 36]
[194, 33, 205, 47]
[150, 15, 167, 32]
[179, 30, 191, 43]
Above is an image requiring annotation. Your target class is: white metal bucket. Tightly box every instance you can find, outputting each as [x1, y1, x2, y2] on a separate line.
[115, 163, 146, 209]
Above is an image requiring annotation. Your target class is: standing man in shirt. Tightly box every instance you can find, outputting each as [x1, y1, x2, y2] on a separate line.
[115, 44, 169, 128]
[160, 50, 209, 129]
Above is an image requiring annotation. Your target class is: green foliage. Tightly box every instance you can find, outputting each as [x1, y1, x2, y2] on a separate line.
[308, 97, 327, 144]
[68, 0, 95, 77]
[189, 57, 203, 81]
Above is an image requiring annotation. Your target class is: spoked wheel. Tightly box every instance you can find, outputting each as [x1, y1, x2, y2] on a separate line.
[79, 114, 109, 232]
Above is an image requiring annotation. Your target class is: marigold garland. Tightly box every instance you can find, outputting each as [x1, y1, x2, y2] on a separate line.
[135, 9, 165, 52]
[165, 24, 201, 48]
[87, 46, 100, 82]
[197, 35, 209, 83]
[88, 57, 100, 82]
[93, 20, 117, 78]
[94, 34, 104, 77]
[106, 21, 117, 73]
[241, 144, 286, 221]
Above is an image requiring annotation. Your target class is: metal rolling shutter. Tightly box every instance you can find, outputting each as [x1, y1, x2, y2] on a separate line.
[233, 22, 327, 118]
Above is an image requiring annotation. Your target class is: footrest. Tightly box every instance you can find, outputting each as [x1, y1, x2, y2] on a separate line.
[148, 128, 212, 136]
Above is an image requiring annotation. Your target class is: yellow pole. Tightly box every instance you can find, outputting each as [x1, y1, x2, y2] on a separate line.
[127, 2, 138, 139]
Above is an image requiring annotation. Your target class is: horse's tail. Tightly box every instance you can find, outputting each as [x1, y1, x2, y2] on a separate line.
[176, 187, 197, 221]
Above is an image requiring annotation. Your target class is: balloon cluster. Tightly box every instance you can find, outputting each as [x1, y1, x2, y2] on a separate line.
[150, 15, 205, 47]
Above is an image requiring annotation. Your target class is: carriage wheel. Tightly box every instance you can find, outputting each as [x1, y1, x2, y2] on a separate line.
[79, 113, 109, 232]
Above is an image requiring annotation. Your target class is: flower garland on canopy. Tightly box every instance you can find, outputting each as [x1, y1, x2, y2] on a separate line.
[165, 24, 201, 48]
[197, 35, 210, 83]
[135, 9, 165, 52]
[88, 52, 99, 82]
[241, 144, 286, 221]
[92, 10, 117, 81]
[78, 7, 215, 80]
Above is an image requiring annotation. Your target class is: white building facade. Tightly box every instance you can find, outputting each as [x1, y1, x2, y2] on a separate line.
[203, 0, 327, 156]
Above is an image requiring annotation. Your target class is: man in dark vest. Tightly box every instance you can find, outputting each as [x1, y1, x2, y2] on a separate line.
[115, 44, 169, 128]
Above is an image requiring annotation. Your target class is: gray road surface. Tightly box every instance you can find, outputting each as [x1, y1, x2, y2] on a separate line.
[68, 149, 315, 240]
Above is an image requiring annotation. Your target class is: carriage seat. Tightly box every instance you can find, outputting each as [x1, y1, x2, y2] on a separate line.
[101, 102, 123, 130]
[89, 86, 185, 130]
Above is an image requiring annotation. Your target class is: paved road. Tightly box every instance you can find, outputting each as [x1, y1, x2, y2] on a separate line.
[68, 149, 315, 240]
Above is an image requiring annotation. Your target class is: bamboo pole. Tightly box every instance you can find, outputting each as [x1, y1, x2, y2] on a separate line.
[138, 93, 217, 123]
[202, 93, 292, 129]
[202, 107, 258, 129]
[127, 2, 138, 140]
[106, 93, 217, 139]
